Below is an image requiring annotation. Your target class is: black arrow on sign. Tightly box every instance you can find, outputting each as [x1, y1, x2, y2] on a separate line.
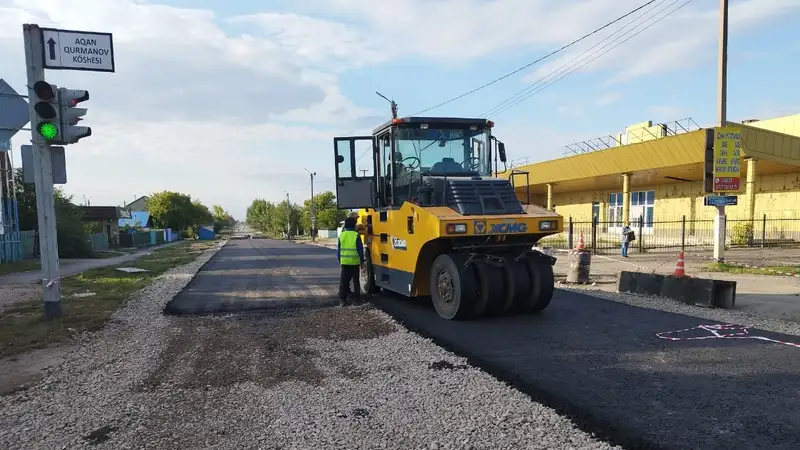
[46, 38, 56, 60]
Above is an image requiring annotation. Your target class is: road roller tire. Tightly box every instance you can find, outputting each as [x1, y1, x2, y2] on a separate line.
[483, 257, 515, 316]
[359, 249, 380, 295]
[507, 258, 534, 314]
[430, 253, 479, 320]
[525, 255, 555, 313]
[472, 262, 492, 317]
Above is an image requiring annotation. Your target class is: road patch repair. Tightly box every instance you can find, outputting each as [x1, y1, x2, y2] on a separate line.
[163, 238, 341, 315]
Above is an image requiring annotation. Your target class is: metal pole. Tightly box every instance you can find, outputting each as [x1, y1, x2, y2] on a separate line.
[285, 192, 290, 240]
[713, 0, 729, 262]
[306, 168, 316, 242]
[23, 24, 62, 319]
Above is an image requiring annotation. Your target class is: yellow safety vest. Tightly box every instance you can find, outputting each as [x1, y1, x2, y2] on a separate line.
[339, 230, 361, 266]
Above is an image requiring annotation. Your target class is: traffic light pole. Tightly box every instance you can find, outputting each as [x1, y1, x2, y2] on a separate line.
[23, 24, 62, 319]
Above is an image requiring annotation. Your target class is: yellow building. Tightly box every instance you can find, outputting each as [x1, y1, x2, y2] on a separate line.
[504, 113, 800, 252]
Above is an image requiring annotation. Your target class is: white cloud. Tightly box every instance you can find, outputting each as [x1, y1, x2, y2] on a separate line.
[0, 0, 383, 218]
[1, 0, 794, 219]
[523, 0, 800, 86]
[295, 0, 648, 62]
[227, 13, 389, 72]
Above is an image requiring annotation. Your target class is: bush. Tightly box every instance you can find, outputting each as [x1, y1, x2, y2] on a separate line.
[55, 198, 94, 258]
[731, 222, 754, 246]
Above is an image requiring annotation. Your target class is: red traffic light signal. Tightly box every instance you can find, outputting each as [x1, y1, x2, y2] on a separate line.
[66, 91, 89, 106]
[33, 80, 55, 101]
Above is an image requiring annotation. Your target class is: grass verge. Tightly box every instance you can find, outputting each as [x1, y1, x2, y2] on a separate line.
[0, 240, 216, 359]
[0, 260, 40, 276]
[705, 262, 800, 276]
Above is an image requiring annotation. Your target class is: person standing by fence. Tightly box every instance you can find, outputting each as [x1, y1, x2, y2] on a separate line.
[621, 222, 635, 257]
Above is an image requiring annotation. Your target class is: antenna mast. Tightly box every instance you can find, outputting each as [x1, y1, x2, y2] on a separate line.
[376, 91, 398, 119]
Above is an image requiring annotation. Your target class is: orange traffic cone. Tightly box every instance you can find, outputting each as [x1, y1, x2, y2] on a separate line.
[673, 251, 686, 277]
[576, 231, 585, 250]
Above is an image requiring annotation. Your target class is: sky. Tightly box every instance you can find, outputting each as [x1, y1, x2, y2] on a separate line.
[0, 0, 798, 219]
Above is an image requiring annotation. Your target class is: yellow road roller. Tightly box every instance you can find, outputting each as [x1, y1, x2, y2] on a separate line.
[332, 115, 563, 320]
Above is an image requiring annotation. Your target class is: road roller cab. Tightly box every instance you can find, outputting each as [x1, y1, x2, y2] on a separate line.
[332, 116, 563, 320]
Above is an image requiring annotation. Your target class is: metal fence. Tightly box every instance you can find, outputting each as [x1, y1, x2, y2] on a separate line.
[538, 215, 800, 254]
[0, 198, 22, 263]
[118, 229, 180, 248]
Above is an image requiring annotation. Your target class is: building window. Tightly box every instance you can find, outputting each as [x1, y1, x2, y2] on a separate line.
[608, 193, 623, 226]
[630, 190, 655, 228]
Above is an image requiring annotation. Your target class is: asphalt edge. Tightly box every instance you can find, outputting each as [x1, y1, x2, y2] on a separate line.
[162, 240, 229, 316]
[369, 296, 669, 450]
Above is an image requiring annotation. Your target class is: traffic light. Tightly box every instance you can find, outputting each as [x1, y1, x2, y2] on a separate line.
[32, 81, 61, 143]
[58, 88, 91, 144]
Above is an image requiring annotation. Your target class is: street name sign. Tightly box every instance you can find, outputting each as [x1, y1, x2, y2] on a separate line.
[0, 78, 31, 142]
[40, 27, 115, 72]
[704, 195, 738, 207]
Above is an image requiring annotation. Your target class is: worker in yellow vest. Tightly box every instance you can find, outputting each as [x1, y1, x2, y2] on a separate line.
[337, 216, 364, 306]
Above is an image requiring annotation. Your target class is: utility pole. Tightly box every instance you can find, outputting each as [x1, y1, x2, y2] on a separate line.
[285, 192, 291, 240]
[713, 0, 729, 262]
[23, 24, 61, 319]
[305, 168, 316, 242]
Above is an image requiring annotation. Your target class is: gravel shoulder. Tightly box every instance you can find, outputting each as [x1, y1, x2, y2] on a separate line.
[0, 238, 617, 450]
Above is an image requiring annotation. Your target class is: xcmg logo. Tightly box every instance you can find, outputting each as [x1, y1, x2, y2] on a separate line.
[490, 222, 528, 233]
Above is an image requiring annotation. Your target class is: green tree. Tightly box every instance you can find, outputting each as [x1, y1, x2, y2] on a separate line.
[147, 191, 213, 235]
[211, 204, 235, 233]
[11, 168, 93, 258]
[300, 191, 347, 232]
[271, 200, 303, 236]
[245, 199, 275, 234]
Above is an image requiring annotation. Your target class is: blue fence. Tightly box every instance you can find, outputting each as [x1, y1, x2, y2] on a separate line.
[0, 198, 22, 263]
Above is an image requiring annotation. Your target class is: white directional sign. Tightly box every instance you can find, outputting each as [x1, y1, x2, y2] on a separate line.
[40, 27, 115, 72]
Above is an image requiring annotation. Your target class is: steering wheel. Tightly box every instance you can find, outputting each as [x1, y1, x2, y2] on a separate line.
[463, 157, 481, 171]
[401, 156, 421, 171]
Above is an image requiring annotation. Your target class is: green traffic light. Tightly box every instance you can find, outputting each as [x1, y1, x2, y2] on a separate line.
[37, 122, 59, 140]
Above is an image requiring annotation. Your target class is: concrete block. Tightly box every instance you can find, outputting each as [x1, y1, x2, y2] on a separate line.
[616, 271, 737, 310]
[617, 271, 664, 296]
[661, 276, 714, 307]
[712, 280, 737, 309]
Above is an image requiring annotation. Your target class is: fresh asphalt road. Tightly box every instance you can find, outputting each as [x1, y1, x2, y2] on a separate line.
[168, 238, 800, 450]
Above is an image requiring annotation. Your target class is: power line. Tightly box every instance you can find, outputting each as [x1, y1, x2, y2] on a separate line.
[408, 0, 658, 116]
[484, 0, 694, 119]
[480, 0, 669, 117]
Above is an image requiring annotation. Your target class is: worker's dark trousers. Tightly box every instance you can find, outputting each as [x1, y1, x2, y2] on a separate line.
[338, 264, 361, 302]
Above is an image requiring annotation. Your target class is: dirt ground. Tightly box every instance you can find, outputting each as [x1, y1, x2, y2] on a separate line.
[0, 242, 213, 396]
[0, 284, 40, 314]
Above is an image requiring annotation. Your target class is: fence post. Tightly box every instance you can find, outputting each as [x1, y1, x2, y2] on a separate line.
[568, 216, 574, 250]
[681, 215, 686, 252]
[761, 214, 767, 249]
[638, 216, 644, 253]
[591, 216, 598, 255]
